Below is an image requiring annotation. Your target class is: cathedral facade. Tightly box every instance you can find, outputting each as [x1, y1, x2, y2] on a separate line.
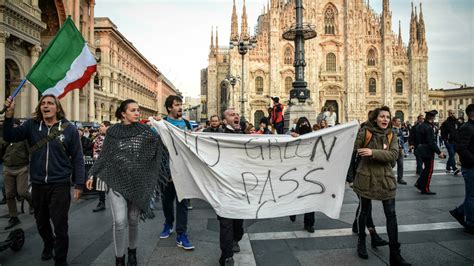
[205, 0, 429, 125]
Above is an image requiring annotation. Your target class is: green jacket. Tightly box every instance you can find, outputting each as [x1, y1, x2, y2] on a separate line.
[0, 139, 29, 167]
[352, 122, 399, 200]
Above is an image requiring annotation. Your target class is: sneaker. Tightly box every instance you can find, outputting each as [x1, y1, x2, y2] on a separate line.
[5, 217, 20, 230]
[176, 233, 194, 250]
[160, 223, 173, 239]
[453, 169, 461, 176]
[232, 241, 240, 253]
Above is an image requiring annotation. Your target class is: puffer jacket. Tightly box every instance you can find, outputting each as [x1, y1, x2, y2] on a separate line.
[352, 121, 399, 200]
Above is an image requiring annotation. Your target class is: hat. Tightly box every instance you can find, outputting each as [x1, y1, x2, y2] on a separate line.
[466, 104, 474, 115]
[425, 110, 438, 117]
[272, 96, 279, 103]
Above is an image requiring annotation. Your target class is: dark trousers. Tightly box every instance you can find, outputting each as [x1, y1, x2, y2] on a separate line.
[354, 195, 375, 229]
[32, 184, 71, 264]
[396, 151, 404, 181]
[218, 216, 244, 261]
[274, 122, 284, 134]
[289, 213, 315, 227]
[417, 157, 434, 192]
[98, 191, 105, 202]
[161, 182, 188, 234]
[445, 143, 458, 171]
[455, 167, 474, 228]
[358, 197, 398, 245]
[415, 152, 423, 175]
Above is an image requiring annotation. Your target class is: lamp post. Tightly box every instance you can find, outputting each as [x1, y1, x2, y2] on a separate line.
[229, 37, 257, 121]
[282, 0, 316, 103]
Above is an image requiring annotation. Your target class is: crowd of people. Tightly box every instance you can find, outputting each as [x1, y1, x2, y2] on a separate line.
[1, 93, 473, 266]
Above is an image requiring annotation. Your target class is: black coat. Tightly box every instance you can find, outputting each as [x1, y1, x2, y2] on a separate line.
[414, 121, 441, 159]
[457, 119, 474, 168]
[440, 116, 460, 144]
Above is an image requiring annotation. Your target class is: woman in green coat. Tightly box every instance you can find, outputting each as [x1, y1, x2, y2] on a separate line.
[352, 106, 410, 266]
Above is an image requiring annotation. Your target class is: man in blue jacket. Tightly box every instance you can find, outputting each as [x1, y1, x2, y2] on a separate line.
[4, 94, 84, 266]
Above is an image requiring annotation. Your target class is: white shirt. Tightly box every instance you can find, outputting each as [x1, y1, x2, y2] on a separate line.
[323, 111, 337, 127]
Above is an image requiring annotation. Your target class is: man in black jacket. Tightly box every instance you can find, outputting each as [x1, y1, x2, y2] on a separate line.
[218, 108, 244, 266]
[449, 104, 474, 234]
[409, 115, 424, 175]
[414, 110, 446, 195]
[4, 95, 84, 266]
[440, 110, 460, 174]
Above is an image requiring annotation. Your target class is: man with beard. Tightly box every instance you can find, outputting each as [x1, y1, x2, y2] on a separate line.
[159, 95, 194, 250]
[440, 110, 461, 175]
[218, 108, 244, 265]
[3, 95, 84, 266]
[203, 115, 224, 133]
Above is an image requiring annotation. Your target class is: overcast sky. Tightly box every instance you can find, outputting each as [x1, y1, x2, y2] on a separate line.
[95, 0, 473, 97]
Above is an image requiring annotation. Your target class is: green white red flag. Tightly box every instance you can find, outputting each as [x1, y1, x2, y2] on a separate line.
[26, 17, 96, 99]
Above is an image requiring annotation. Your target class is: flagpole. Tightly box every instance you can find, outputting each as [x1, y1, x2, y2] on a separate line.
[0, 78, 28, 114]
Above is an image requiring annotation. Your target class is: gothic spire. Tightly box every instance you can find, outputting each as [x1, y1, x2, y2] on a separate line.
[408, 2, 418, 57]
[231, 0, 239, 41]
[398, 20, 402, 46]
[418, 2, 427, 53]
[210, 26, 214, 50]
[216, 26, 219, 50]
[383, 0, 389, 14]
[241, 0, 249, 39]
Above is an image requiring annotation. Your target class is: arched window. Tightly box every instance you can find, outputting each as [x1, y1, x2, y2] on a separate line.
[396, 78, 403, 93]
[324, 6, 336, 35]
[285, 77, 293, 93]
[395, 110, 404, 122]
[367, 49, 376, 66]
[284, 47, 293, 65]
[369, 78, 376, 94]
[326, 53, 336, 72]
[255, 76, 264, 95]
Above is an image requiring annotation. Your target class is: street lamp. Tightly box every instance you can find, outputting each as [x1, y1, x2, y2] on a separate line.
[229, 36, 257, 121]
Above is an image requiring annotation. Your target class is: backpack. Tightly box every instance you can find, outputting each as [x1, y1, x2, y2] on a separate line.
[346, 129, 394, 183]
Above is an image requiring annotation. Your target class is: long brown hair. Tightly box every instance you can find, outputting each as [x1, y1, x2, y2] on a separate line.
[33, 94, 66, 122]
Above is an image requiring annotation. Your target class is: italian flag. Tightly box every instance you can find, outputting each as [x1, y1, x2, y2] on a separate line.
[27, 17, 96, 99]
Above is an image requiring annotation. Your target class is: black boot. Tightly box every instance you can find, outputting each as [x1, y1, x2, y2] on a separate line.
[357, 236, 368, 259]
[369, 228, 388, 248]
[115, 255, 125, 266]
[389, 243, 411, 266]
[127, 248, 137, 266]
[5, 217, 21, 230]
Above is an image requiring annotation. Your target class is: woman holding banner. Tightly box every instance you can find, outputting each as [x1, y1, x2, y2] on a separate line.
[352, 106, 411, 266]
[87, 99, 166, 266]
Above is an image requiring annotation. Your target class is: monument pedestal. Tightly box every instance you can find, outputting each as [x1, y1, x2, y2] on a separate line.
[284, 98, 317, 130]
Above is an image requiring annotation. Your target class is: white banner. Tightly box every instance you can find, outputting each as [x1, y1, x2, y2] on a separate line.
[151, 119, 359, 220]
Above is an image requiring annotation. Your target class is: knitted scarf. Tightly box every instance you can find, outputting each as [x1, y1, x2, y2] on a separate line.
[88, 122, 167, 219]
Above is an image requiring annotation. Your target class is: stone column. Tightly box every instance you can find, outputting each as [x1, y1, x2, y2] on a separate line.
[0, 31, 9, 104]
[30, 45, 42, 112]
[88, 79, 95, 121]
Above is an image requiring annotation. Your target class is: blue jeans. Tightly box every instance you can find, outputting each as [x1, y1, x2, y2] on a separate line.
[455, 167, 474, 229]
[445, 143, 458, 171]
